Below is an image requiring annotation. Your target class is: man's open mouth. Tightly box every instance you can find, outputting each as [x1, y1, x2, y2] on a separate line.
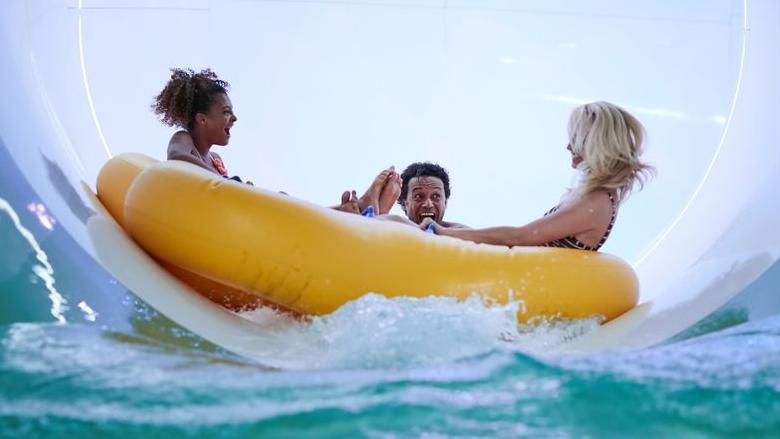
[419, 212, 436, 219]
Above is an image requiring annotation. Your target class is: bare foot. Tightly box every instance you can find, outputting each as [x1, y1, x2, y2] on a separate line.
[378, 171, 402, 215]
[335, 190, 361, 214]
[358, 167, 394, 213]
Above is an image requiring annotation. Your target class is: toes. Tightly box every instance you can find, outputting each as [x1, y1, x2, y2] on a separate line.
[377, 166, 395, 182]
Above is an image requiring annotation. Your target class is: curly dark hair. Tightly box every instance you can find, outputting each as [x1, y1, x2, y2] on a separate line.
[398, 162, 451, 205]
[151, 68, 230, 130]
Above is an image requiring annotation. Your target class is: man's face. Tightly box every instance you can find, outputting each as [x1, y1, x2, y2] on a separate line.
[402, 176, 447, 224]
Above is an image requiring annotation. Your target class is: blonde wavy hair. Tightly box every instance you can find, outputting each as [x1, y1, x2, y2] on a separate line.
[568, 101, 654, 203]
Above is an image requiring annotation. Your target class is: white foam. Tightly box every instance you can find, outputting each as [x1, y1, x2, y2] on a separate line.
[235, 293, 602, 370]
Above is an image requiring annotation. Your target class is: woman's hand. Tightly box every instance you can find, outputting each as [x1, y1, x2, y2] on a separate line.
[419, 217, 446, 235]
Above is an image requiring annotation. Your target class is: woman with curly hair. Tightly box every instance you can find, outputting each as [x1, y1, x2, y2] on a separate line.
[152, 68, 401, 213]
[152, 68, 237, 178]
[421, 101, 654, 251]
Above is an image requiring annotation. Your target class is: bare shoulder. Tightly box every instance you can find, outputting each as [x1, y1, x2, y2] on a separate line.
[575, 190, 616, 219]
[169, 130, 193, 147]
[167, 131, 196, 159]
[554, 190, 614, 224]
[580, 190, 614, 207]
[171, 130, 191, 140]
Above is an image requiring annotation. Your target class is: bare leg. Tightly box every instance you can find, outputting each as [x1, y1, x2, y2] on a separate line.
[378, 172, 402, 215]
[358, 167, 394, 213]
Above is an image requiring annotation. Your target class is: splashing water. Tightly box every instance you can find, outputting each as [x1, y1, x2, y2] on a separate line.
[1, 199, 777, 436]
[235, 293, 602, 370]
[1, 312, 779, 437]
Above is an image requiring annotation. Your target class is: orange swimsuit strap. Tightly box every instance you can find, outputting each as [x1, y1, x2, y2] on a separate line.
[211, 155, 228, 177]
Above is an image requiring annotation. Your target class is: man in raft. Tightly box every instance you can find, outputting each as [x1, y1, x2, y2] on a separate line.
[381, 162, 467, 229]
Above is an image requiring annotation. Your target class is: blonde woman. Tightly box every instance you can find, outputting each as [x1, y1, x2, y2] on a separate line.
[420, 101, 654, 250]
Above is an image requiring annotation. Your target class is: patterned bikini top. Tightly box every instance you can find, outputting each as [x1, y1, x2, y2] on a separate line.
[542, 192, 616, 251]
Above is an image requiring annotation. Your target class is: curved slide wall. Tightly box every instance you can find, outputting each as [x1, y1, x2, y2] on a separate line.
[1, 0, 779, 352]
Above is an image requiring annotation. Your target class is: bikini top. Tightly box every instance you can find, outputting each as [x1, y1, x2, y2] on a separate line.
[542, 192, 616, 251]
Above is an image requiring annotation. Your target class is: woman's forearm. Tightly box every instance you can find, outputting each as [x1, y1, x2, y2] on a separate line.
[442, 226, 529, 246]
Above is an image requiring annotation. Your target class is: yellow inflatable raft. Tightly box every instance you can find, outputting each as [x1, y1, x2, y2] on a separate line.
[96, 153, 639, 322]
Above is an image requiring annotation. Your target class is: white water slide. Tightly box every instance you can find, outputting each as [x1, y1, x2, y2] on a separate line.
[1, 1, 778, 359]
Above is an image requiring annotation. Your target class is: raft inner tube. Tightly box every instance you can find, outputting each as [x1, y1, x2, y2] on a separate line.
[96, 153, 639, 322]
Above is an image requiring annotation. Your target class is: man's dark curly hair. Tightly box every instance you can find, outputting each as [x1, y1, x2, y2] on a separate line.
[398, 162, 451, 205]
[151, 68, 230, 131]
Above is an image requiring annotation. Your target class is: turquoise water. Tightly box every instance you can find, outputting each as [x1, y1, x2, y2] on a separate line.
[1, 199, 780, 437]
[1, 314, 779, 437]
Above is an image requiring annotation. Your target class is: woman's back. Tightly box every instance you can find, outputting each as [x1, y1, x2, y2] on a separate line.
[543, 190, 616, 251]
